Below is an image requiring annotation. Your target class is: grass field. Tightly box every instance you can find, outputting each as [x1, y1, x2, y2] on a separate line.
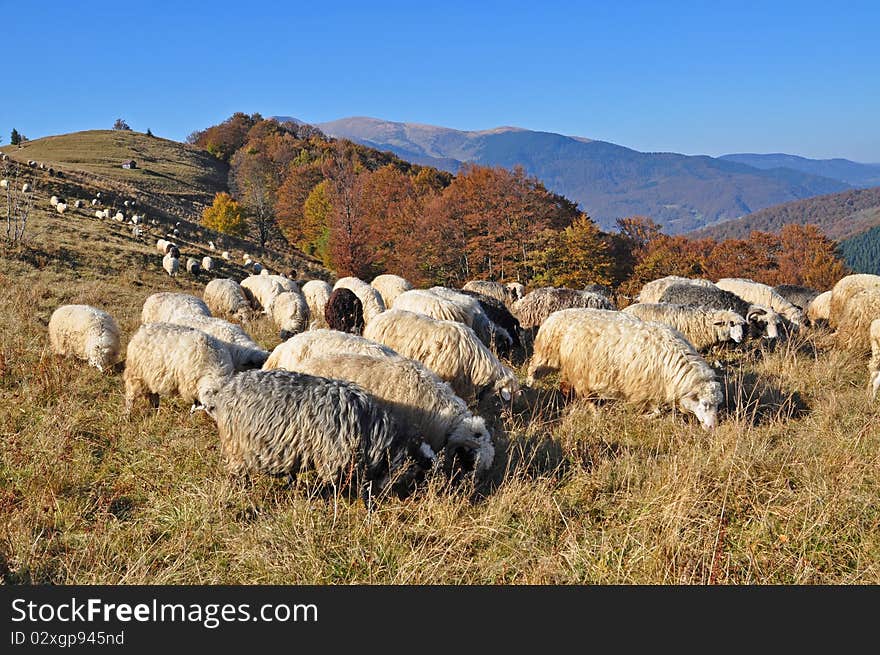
[2, 186, 879, 584]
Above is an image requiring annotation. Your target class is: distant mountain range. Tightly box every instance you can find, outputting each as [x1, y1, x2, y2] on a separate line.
[274, 115, 879, 234]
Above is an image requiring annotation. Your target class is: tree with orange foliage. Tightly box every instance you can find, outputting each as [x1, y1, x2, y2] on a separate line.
[201, 192, 249, 238]
[776, 224, 849, 289]
[275, 163, 324, 244]
[622, 235, 716, 296]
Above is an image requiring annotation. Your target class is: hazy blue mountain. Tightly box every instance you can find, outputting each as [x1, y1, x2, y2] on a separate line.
[720, 153, 880, 188]
[277, 116, 851, 233]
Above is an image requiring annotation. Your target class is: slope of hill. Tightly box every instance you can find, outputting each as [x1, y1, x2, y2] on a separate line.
[284, 116, 852, 233]
[688, 186, 880, 241]
[839, 225, 880, 274]
[1, 130, 229, 222]
[720, 153, 880, 188]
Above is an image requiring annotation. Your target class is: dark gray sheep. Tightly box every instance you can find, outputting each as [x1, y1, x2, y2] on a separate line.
[773, 284, 820, 312]
[659, 284, 780, 340]
[325, 287, 365, 335]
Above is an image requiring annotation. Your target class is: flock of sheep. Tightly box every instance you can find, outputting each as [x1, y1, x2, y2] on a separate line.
[47, 264, 880, 507]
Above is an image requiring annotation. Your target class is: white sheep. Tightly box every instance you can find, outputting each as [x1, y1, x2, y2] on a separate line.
[50, 195, 59, 206]
[141, 292, 212, 324]
[240, 275, 285, 313]
[806, 290, 832, 325]
[828, 274, 880, 330]
[131, 225, 143, 237]
[55, 203, 67, 214]
[186, 257, 202, 275]
[621, 303, 745, 350]
[302, 280, 332, 329]
[203, 278, 252, 322]
[833, 287, 880, 352]
[363, 308, 519, 401]
[165, 314, 268, 370]
[156, 238, 170, 254]
[868, 319, 880, 399]
[334, 276, 386, 324]
[114, 212, 125, 222]
[73, 200, 83, 209]
[263, 329, 400, 372]
[162, 253, 179, 277]
[290, 353, 495, 476]
[123, 322, 233, 413]
[463, 280, 516, 306]
[512, 287, 614, 331]
[637, 276, 716, 304]
[221, 251, 230, 260]
[526, 308, 722, 430]
[267, 290, 310, 340]
[208, 240, 215, 250]
[202, 256, 215, 272]
[95, 210, 104, 219]
[48, 304, 121, 372]
[370, 274, 413, 309]
[131, 214, 141, 225]
[393, 289, 471, 325]
[91, 199, 99, 206]
[21, 183, 31, 193]
[715, 278, 804, 326]
[0, 180, 7, 189]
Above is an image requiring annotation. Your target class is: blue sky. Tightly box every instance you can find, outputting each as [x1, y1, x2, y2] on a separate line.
[3, 1, 878, 161]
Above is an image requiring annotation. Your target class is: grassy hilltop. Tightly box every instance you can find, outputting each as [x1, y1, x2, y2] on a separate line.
[1, 140, 879, 584]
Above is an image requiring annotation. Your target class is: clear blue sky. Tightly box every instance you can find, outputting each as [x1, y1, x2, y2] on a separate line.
[3, 0, 878, 161]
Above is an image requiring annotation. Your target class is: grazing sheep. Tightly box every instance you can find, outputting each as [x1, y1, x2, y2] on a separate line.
[204, 278, 252, 322]
[658, 284, 781, 340]
[194, 369, 431, 503]
[252, 262, 263, 275]
[291, 353, 495, 476]
[325, 287, 365, 334]
[370, 274, 413, 309]
[114, 212, 125, 222]
[48, 305, 121, 372]
[263, 329, 400, 371]
[364, 309, 519, 401]
[806, 290, 832, 326]
[202, 256, 215, 272]
[0, 180, 7, 189]
[208, 240, 215, 250]
[463, 279, 516, 306]
[156, 239, 170, 254]
[393, 289, 471, 325]
[527, 308, 722, 430]
[259, 268, 270, 276]
[73, 199, 83, 209]
[124, 200, 130, 208]
[268, 290, 310, 340]
[123, 322, 233, 413]
[621, 303, 745, 350]
[828, 274, 880, 330]
[221, 251, 230, 260]
[458, 288, 522, 352]
[334, 277, 386, 324]
[131, 215, 141, 225]
[50, 195, 59, 206]
[715, 278, 804, 326]
[131, 225, 143, 238]
[55, 203, 67, 214]
[506, 282, 526, 301]
[92, 199, 99, 206]
[833, 287, 880, 352]
[186, 257, 202, 275]
[428, 286, 498, 346]
[21, 183, 31, 193]
[774, 284, 820, 312]
[162, 253, 179, 277]
[95, 210, 105, 219]
[165, 244, 180, 259]
[141, 292, 212, 324]
[870, 319, 880, 399]
[302, 280, 332, 329]
[637, 276, 716, 304]
[511, 286, 614, 332]
[240, 274, 285, 313]
[165, 314, 268, 370]
[266, 275, 300, 294]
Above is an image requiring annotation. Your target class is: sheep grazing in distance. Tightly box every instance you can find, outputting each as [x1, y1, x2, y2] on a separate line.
[131, 225, 143, 238]
[48, 305, 121, 372]
[658, 284, 780, 340]
[202, 256, 215, 272]
[621, 303, 745, 351]
[208, 240, 215, 250]
[506, 282, 526, 301]
[252, 262, 263, 275]
[50, 195, 59, 206]
[95, 210, 105, 219]
[165, 314, 268, 370]
[511, 287, 614, 334]
[302, 280, 332, 329]
[55, 203, 67, 214]
[869, 319, 880, 399]
[222, 251, 230, 260]
[21, 183, 31, 193]
[828, 274, 880, 330]
[463, 279, 517, 307]
[141, 292, 212, 324]
[204, 278, 253, 322]
[0, 180, 7, 189]
[325, 287, 365, 334]
[833, 287, 880, 352]
[268, 290, 310, 340]
[774, 284, 820, 312]
[73, 199, 83, 209]
[165, 244, 180, 259]
[527, 308, 722, 430]
[131, 215, 141, 225]
[715, 278, 804, 326]
[263, 329, 400, 372]
[124, 322, 234, 414]
[114, 212, 125, 222]
[370, 274, 413, 309]
[92, 199, 99, 206]
[194, 369, 433, 505]
[364, 308, 520, 402]
[162, 253, 179, 277]
[186, 257, 202, 275]
[637, 276, 716, 304]
[334, 276, 386, 324]
[806, 290, 832, 326]
[291, 353, 495, 477]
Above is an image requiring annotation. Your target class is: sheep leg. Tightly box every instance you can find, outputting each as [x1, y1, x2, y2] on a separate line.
[148, 393, 160, 410]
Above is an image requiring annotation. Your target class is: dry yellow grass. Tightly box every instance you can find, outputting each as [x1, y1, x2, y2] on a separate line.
[2, 197, 879, 585]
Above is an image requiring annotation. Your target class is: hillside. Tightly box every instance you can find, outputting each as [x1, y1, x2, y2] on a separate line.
[286, 116, 852, 233]
[839, 225, 880, 274]
[720, 153, 880, 188]
[688, 186, 880, 242]
[1, 130, 229, 222]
